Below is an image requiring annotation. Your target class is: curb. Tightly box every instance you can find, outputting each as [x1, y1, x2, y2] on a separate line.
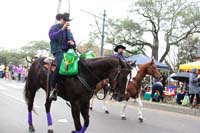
[138, 100, 200, 116]
[96, 94, 200, 117]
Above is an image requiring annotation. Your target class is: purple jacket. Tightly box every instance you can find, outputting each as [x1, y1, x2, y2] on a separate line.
[114, 53, 126, 61]
[17, 64, 23, 74]
[49, 23, 76, 54]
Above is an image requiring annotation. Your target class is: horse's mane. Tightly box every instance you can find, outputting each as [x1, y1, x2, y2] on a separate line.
[34, 57, 48, 66]
[139, 60, 155, 69]
[80, 56, 130, 70]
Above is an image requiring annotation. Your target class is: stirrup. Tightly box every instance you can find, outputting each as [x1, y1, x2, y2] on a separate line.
[49, 89, 57, 101]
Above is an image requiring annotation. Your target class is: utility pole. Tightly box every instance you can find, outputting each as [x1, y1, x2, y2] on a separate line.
[68, 0, 70, 13]
[100, 10, 106, 56]
[55, 0, 62, 24]
[80, 9, 106, 56]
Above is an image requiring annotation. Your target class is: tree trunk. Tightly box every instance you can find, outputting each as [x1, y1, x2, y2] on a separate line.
[152, 35, 159, 60]
[160, 34, 170, 62]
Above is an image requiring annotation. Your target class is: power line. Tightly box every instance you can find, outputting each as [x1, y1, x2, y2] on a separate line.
[80, 9, 122, 28]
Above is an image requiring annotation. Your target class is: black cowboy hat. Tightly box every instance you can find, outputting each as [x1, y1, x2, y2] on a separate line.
[56, 12, 72, 21]
[114, 45, 126, 52]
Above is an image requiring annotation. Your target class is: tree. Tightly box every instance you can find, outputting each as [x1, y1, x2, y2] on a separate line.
[106, 18, 147, 55]
[0, 50, 25, 65]
[178, 36, 199, 64]
[93, 0, 200, 64]
[132, 0, 200, 62]
[20, 40, 49, 63]
[89, 18, 145, 55]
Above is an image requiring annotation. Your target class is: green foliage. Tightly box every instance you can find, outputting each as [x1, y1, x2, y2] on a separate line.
[83, 41, 94, 49]
[88, 0, 200, 72]
[178, 36, 199, 66]
[131, 0, 200, 62]
[0, 50, 25, 65]
[21, 40, 49, 63]
[0, 40, 50, 66]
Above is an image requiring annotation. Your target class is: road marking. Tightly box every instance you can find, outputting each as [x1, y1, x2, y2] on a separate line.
[58, 119, 68, 123]
[0, 91, 40, 109]
[3, 83, 24, 89]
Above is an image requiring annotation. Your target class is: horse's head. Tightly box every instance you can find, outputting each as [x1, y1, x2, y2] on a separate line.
[82, 57, 131, 101]
[108, 59, 132, 102]
[141, 59, 162, 79]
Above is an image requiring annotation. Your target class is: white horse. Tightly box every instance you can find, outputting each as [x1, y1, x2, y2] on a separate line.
[90, 60, 162, 122]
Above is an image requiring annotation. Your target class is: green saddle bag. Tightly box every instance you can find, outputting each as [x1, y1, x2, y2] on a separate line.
[59, 49, 78, 76]
[80, 50, 96, 59]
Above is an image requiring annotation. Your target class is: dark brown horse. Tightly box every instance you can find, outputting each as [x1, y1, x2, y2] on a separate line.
[24, 56, 131, 133]
[90, 60, 162, 121]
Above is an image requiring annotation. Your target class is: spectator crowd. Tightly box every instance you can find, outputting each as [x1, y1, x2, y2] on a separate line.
[0, 64, 28, 82]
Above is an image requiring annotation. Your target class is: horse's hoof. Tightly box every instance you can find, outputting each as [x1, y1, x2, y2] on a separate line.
[47, 129, 54, 133]
[71, 130, 76, 133]
[139, 117, 143, 123]
[29, 125, 35, 132]
[121, 116, 126, 120]
[89, 107, 93, 110]
[105, 110, 109, 114]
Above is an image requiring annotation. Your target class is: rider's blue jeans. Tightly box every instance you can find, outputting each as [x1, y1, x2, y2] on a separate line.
[51, 52, 63, 88]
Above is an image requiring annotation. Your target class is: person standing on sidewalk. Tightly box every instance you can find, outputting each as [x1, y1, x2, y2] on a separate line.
[189, 68, 200, 107]
[151, 78, 164, 102]
[0, 64, 4, 78]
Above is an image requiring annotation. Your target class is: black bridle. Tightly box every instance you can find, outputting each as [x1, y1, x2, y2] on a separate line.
[108, 68, 132, 98]
[78, 63, 131, 95]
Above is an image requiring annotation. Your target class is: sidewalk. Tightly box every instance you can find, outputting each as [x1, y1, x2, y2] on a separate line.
[135, 100, 200, 116]
[102, 94, 200, 117]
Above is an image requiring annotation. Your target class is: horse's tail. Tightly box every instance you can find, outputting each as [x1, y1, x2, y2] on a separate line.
[24, 80, 31, 104]
[24, 57, 45, 103]
[24, 79, 30, 104]
[24, 57, 45, 115]
[24, 81, 39, 115]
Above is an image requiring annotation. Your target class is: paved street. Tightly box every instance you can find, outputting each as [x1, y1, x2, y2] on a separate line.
[0, 79, 200, 133]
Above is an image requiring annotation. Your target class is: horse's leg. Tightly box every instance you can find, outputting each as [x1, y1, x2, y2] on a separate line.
[103, 93, 109, 114]
[27, 92, 36, 132]
[71, 101, 82, 133]
[120, 100, 128, 120]
[79, 102, 90, 133]
[120, 93, 131, 120]
[27, 99, 35, 132]
[136, 96, 144, 122]
[45, 98, 53, 129]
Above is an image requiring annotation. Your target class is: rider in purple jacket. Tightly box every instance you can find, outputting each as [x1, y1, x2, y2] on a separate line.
[49, 12, 76, 101]
[114, 45, 126, 61]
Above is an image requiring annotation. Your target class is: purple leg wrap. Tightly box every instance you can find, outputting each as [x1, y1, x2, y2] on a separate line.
[28, 112, 32, 125]
[76, 126, 87, 133]
[80, 126, 87, 132]
[47, 112, 53, 126]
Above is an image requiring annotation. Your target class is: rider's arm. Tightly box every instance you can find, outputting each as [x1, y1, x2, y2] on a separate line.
[69, 32, 76, 49]
[49, 25, 64, 40]
[71, 33, 76, 44]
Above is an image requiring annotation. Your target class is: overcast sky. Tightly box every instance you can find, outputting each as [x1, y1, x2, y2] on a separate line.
[0, 0, 131, 49]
